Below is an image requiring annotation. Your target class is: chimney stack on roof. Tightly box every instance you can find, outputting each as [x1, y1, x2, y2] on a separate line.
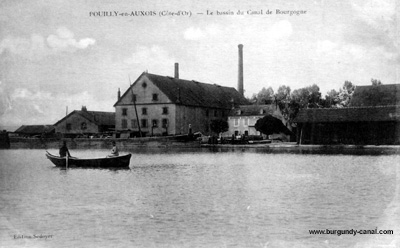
[238, 44, 244, 96]
[174, 63, 179, 79]
[117, 88, 121, 100]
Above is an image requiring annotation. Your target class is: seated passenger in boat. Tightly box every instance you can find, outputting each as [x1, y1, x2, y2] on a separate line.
[108, 141, 119, 157]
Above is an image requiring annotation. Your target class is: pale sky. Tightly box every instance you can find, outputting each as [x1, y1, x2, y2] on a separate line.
[0, 0, 398, 130]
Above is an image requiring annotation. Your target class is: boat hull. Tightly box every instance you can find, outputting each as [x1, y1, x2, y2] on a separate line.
[46, 152, 131, 168]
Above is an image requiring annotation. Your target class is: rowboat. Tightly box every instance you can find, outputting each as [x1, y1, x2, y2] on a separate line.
[46, 151, 131, 168]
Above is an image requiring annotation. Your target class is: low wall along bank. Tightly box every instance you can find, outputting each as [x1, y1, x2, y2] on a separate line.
[9, 137, 201, 150]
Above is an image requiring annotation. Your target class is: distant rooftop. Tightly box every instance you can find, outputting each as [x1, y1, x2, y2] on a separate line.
[229, 104, 279, 116]
[350, 84, 400, 107]
[294, 105, 400, 123]
[54, 108, 115, 126]
[15, 125, 55, 134]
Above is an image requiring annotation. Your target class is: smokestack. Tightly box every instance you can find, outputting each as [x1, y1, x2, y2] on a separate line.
[238, 44, 244, 96]
[174, 63, 179, 79]
[117, 88, 121, 100]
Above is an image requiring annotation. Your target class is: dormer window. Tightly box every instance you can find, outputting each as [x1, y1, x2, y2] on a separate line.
[152, 94, 158, 101]
[122, 108, 127, 116]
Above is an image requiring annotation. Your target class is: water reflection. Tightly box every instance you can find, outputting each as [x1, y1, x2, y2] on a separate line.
[0, 149, 398, 248]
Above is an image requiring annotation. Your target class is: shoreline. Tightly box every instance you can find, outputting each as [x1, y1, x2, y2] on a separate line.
[4, 138, 400, 155]
[201, 142, 400, 149]
[201, 142, 400, 155]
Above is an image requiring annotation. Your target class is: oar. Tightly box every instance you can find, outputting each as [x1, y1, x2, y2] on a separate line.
[66, 154, 68, 169]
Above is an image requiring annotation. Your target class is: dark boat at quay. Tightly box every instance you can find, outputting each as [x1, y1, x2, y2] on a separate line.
[46, 151, 132, 168]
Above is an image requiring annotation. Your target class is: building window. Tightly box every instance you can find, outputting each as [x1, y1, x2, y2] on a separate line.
[142, 82, 147, 88]
[81, 122, 87, 130]
[152, 119, 158, 128]
[162, 119, 169, 128]
[132, 94, 136, 102]
[121, 120, 127, 129]
[141, 119, 148, 128]
[214, 110, 217, 117]
[142, 108, 147, 115]
[152, 94, 158, 101]
[131, 119, 138, 128]
[122, 119, 127, 129]
[122, 108, 127, 116]
[162, 107, 169, 115]
[205, 109, 209, 117]
[234, 119, 239, 127]
[66, 123, 71, 131]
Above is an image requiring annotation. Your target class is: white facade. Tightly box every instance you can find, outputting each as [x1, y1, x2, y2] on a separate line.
[227, 104, 290, 140]
[228, 116, 262, 136]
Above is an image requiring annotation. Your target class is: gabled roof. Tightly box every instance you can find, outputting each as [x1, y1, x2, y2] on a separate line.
[294, 106, 400, 123]
[15, 125, 55, 134]
[229, 104, 279, 116]
[80, 111, 115, 126]
[115, 73, 249, 108]
[350, 84, 400, 107]
[54, 110, 115, 126]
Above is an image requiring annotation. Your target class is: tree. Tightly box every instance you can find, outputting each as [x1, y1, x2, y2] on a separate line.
[275, 85, 291, 102]
[254, 115, 292, 136]
[291, 84, 322, 108]
[371, 78, 382, 86]
[336, 81, 355, 107]
[274, 85, 294, 121]
[252, 87, 275, 104]
[209, 119, 229, 134]
[322, 89, 339, 108]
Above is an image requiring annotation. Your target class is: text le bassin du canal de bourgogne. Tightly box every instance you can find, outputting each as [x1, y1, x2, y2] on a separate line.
[89, 9, 307, 18]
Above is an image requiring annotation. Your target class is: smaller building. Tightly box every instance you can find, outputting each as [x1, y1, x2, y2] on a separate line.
[227, 104, 289, 140]
[294, 84, 400, 145]
[0, 131, 10, 148]
[14, 125, 55, 138]
[294, 106, 400, 145]
[54, 106, 115, 137]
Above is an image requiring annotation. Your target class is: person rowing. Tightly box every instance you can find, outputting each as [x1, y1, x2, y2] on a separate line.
[59, 141, 71, 158]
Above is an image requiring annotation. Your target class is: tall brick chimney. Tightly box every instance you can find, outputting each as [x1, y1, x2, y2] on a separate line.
[174, 63, 179, 79]
[238, 44, 244, 96]
[117, 88, 121, 100]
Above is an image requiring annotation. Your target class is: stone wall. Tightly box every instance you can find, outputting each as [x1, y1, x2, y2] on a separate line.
[9, 137, 201, 150]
